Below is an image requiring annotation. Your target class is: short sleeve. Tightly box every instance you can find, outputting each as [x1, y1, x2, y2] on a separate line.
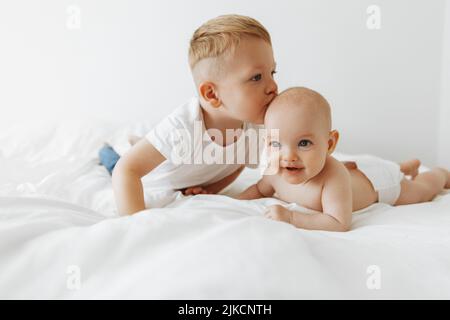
[145, 116, 178, 160]
[145, 103, 196, 165]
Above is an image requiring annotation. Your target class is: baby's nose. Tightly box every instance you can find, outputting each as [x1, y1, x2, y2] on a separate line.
[282, 151, 299, 162]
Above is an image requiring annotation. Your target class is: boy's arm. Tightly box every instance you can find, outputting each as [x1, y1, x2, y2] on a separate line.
[266, 166, 352, 232]
[203, 165, 245, 194]
[237, 175, 275, 200]
[126, 137, 245, 196]
[182, 166, 247, 195]
[112, 139, 166, 215]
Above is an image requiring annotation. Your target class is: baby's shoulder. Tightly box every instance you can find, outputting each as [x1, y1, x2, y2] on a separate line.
[321, 156, 350, 181]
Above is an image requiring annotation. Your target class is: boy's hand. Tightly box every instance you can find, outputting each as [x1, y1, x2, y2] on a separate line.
[182, 186, 211, 195]
[264, 205, 293, 224]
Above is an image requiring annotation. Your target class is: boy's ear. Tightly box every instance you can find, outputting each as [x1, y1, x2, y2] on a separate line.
[327, 130, 339, 155]
[199, 82, 221, 108]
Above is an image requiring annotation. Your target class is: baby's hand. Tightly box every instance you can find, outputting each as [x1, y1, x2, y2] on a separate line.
[182, 186, 211, 196]
[264, 205, 293, 224]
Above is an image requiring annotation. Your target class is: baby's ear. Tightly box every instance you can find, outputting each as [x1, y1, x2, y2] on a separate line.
[199, 82, 221, 108]
[327, 130, 339, 155]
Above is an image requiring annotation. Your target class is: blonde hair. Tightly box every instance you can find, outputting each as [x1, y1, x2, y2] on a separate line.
[188, 14, 272, 69]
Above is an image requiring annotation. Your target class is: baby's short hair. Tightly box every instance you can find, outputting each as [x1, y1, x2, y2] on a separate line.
[188, 14, 272, 69]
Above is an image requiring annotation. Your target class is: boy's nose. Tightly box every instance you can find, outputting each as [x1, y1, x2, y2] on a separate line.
[265, 78, 278, 96]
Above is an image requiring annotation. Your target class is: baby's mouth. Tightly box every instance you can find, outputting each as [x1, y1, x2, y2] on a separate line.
[283, 166, 304, 173]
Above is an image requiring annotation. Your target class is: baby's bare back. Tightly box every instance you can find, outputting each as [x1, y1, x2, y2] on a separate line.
[347, 165, 379, 211]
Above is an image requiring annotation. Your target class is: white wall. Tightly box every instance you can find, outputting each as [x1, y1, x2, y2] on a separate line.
[0, 0, 447, 166]
[439, 0, 450, 167]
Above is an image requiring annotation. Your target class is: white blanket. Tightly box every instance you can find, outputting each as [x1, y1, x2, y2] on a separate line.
[1, 120, 450, 299]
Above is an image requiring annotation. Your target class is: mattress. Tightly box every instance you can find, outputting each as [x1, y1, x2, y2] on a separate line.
[1, 120, 449, 299]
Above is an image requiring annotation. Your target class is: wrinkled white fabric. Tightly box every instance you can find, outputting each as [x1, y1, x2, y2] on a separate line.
[1, 120, 449, 299]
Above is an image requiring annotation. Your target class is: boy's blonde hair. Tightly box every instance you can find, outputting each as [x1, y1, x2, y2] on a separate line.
[188, 14, 272, 69]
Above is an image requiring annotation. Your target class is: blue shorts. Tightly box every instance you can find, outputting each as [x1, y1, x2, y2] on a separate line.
[98, 144, 120, 175]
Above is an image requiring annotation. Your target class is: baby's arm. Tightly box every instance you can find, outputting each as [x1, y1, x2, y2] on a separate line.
[112, 139, 166, 215]
[266, 165, 352, 232]
[237, 175, 275, 200]
[318, 166, 353, 231]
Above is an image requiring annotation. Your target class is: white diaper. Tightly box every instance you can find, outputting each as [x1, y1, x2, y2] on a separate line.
[342, 154, 404, 205]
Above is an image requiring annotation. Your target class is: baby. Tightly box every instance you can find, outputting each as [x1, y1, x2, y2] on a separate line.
[238, 87, 450, 232]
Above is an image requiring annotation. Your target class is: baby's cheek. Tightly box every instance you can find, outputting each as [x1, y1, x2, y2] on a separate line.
[266, 147, 280, 158]
[267, 152, 281, 166]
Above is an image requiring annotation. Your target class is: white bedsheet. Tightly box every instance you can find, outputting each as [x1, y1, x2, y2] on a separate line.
[1, 120, 449, 299]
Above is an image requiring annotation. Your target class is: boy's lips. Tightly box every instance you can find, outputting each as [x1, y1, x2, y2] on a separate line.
[264, 98, 275, 109]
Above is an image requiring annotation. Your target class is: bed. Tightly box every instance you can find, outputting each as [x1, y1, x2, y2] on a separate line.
[1, 120, 449, 299]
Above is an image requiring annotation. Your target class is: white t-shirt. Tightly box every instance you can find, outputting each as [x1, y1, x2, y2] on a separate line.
[141, 97, 265, 193]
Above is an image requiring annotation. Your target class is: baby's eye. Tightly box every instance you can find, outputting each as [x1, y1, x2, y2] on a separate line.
[251, 74, 262, 81]
[298, 140, 312, 148]
[269, 141, 281, 148]
[271, 70, 277, 77]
